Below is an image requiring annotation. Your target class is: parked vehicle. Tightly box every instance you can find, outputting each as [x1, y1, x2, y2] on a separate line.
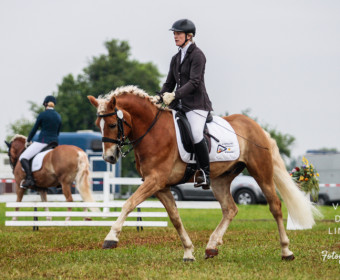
[170, 174, 267, 204]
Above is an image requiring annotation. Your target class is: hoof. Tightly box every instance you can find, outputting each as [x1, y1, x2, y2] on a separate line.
[102, 240, 118, 249]
[183, 258, 195, 262]
[282, 254, 295, 261]
[205, 248, 218, 259]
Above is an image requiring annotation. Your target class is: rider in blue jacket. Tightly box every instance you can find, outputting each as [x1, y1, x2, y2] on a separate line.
[19, 96, 61, 188]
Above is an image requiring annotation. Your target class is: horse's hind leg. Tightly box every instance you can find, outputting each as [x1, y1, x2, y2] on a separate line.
[261, 181, 294, 260]
[39, 190, 52, 221]
[155, 188, 195, 261]
[74, 151, 100, 213]
[60, 181, 73, 221]
[206, 175, 238, 259]
[248, 166, 294, 260]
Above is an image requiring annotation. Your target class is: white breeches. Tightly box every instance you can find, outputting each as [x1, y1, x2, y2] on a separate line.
[19, 142, 48, 161]
[185, 110, 209, 144]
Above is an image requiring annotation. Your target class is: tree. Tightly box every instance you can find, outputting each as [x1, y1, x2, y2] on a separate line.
[56, 40, 162, 132]
[240, 109, 295, 159]
[55, 39, 162, 176]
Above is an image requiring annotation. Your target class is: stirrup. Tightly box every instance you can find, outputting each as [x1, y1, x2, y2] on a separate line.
[20, 180, 28, 190]
[194, 169, 210, 190]
[20, 178, 35, 189]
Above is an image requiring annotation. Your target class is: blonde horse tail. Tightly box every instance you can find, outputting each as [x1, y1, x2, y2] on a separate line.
[267, 132, 322, 228]
[75, 151, 101, 212]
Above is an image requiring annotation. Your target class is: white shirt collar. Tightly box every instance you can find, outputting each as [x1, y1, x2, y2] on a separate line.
[180, 41, 192, 63]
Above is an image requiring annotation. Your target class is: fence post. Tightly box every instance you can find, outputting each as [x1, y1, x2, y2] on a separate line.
[103, 172, 111, 213]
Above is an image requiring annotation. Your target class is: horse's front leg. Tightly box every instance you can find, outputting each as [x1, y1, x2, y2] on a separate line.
[155, 188, 195, 261]
[103, 176, 163, 249]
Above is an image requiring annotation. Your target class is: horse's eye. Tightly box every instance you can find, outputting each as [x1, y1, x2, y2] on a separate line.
[109, 123, 117, 129]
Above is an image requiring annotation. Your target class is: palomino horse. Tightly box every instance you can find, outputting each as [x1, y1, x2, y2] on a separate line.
[6, 135, 99, 216]
[88, 86, 320, 261]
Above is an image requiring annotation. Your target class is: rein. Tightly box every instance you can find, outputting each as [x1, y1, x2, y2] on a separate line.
[97, 107, 163, 157]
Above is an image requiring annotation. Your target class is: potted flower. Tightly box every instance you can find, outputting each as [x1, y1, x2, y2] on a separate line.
[290, 156, 320, 201]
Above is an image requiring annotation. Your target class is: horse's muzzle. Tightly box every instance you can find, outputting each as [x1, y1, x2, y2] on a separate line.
[103, 146, 120, 164]
[103, 155, 118, 164]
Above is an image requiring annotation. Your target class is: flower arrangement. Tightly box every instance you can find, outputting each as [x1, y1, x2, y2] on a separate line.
[290, 156, 320, 201]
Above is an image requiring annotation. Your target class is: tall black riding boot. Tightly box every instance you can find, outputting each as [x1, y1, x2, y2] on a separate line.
[20, 159, 35, 189]
[194, 139, 211, 190]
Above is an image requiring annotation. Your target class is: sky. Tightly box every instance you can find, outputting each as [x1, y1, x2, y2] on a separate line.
[0, 0, 339, 160]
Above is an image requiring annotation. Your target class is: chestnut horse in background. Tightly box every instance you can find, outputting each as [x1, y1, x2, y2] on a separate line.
[88, 85, 320, 261]
[6, 135, 99, 216]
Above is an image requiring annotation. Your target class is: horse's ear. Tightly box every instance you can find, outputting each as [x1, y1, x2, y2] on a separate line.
[108, 96, 116, 111]
[87, 96, 99, 108]
[4, 141, 10, 148]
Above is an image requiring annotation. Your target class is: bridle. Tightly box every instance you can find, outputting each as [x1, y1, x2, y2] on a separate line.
[97, 107, 163, 157]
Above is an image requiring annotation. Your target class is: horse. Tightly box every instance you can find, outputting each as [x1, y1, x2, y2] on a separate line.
[87, 85, 320, 261]
[5, 135, 100, 217]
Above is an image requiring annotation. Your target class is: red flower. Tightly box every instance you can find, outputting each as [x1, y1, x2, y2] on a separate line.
[295, 167, 300, 171]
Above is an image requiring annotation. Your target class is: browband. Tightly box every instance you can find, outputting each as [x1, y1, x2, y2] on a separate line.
[97, 110, 117, 118]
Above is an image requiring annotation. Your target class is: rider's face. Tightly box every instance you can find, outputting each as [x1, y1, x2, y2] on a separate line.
[174, 31, 186, 47]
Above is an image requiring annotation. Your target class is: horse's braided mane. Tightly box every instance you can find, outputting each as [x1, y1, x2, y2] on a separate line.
[10, 134, 27, 143]
[97, 85, 169, 114]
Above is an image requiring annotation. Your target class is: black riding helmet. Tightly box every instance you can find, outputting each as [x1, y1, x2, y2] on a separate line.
[170, 19, 196, 36]
[43, 95, 57, 106]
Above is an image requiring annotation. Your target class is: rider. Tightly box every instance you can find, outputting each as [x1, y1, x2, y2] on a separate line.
[160, 19, 213, 189]
[19, 95, 61, 188]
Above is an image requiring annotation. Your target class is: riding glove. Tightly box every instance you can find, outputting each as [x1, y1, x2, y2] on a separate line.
[163, 92, 175, 105]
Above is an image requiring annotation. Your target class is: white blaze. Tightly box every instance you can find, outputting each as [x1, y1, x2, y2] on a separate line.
[100, 118, 105, 152]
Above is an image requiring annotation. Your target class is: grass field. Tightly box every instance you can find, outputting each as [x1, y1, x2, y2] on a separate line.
[1, 202, 339, 280]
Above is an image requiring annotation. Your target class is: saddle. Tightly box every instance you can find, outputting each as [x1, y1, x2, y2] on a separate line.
[24, 142, 59, 191]
[29, 142, 58, 166]
[29, 142, 58, 173]
[174, 111, 217, 184]
[175, 111, 214, 156]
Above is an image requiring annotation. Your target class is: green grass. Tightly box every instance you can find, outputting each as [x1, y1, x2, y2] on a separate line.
[1, 202, 339, 280]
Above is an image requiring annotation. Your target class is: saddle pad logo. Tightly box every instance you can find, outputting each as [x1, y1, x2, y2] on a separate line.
[217, 144, 233, 154]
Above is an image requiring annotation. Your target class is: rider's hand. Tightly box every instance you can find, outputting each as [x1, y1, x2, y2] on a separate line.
[152, 95, 162, 104]
[25, 141, 31, 148]
[163, 92, 175, 105]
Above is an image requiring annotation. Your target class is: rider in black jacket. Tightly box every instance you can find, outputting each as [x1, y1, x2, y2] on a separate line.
[160, 19, 213, 189]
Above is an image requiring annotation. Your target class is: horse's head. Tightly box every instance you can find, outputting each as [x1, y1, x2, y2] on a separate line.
[88, 94, 132, 164]
[5, 135, 26, 169]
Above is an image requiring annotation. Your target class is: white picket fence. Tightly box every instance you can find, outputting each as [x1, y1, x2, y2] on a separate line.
[5, 201, 168, 228]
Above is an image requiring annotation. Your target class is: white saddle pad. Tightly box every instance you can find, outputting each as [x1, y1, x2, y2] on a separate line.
[31, 150, 52, 172]
[172, 110, 240, 164]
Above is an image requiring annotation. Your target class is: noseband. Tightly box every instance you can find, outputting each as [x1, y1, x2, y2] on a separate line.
[97, 107, 163, 157]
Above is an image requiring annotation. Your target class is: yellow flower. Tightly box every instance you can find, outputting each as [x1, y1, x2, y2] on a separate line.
[316, 173, 319, 177]
[302, 156, 309, 166]
[299, 176, 304, 181]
